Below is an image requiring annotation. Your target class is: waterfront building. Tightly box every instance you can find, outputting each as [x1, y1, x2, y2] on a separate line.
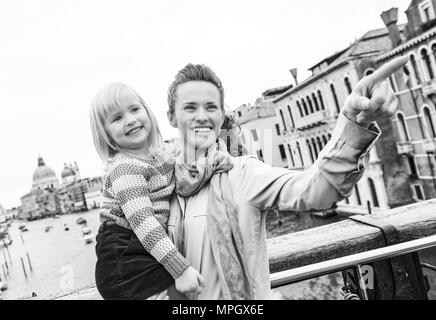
[20, 189, 44, 220]
[376, 1, 436, 203]
[233, 88, 292, 167]
[32, 156, 60, 191]
[273, 26, 401, 214]
[84, 176, 103, 210]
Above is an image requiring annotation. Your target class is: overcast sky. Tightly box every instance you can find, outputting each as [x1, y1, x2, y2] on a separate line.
[0, 0, 411, 208]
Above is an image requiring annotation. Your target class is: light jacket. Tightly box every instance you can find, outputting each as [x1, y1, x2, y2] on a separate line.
[168, 113, 380, 299]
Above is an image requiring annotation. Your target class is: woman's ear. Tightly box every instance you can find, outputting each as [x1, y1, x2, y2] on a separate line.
[167, 110, 178, 128]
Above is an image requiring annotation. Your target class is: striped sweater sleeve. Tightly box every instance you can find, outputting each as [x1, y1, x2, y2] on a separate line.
[108, 158, 189, 279]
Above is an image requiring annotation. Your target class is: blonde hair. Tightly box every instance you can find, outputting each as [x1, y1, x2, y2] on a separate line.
[90, 82, 162, 165]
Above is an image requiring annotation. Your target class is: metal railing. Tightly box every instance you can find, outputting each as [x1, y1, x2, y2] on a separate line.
[270, 234, 436, 289]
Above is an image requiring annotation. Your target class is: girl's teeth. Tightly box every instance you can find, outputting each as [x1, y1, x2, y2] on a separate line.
[128, 127, 141, 135]
[195, 128, 211, 133]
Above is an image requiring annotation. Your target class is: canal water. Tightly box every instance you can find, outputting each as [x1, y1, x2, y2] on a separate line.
[0, 209, 434, 299]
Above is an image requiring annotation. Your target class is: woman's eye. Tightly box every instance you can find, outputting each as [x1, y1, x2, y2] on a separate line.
[208, 105, 218, 110]
[112, 116, 121, 123]
[131, 106, 140, 112]
[184, 105, 195, 110]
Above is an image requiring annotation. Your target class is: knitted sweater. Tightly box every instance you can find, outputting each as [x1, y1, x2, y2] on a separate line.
[99, 151, 189, 279]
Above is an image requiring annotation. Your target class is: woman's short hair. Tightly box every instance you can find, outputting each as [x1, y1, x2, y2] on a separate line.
[90, 82, 162, 164]
[167, 63, 225, 116]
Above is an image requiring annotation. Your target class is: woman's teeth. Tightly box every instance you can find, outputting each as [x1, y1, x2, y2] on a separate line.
[194, 128, 211, 133]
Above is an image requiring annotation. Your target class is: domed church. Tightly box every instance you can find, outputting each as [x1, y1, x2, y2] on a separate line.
[61, 161, 81, 185]
[32, 156, 60, 190]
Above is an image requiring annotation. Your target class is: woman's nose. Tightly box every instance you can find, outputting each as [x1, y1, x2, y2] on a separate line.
[195, 107, 208, 122]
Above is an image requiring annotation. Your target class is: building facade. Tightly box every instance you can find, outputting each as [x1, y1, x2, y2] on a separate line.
[273, 27, 400, 213]
[377, 1, 436, 203]
[234, 88, 292, 168]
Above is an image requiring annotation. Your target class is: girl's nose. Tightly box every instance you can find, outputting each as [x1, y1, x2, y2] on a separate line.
[125, 113, 136, 125]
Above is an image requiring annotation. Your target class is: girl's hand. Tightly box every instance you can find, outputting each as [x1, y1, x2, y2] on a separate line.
[175, 266, 206, 295]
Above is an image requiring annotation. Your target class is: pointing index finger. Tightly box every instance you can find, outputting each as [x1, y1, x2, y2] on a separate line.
[365, 56, 409, 86]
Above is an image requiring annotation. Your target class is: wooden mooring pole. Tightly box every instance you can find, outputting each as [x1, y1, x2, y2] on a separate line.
[4, 240, 12, 265]
[1, 246, 9, 270]
[21, 257, 27, 279]
[26, 252, 33, 272]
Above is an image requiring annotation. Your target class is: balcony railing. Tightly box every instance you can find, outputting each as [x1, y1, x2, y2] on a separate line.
[396, 141, 414, 155]
[423, 139, 436, 153]
[422, 82, 436, 97]
[294, 110, 328, 130]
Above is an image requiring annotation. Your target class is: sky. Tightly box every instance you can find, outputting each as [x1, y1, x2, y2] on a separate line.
[0, 0, 411, 209]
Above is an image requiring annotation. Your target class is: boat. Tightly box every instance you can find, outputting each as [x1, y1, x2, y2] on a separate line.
[44, 226, 53, 233]
[64, 224, 69, 231]
[53, 215, 60, 219]
[82, 227, 91, 236]
[76, 217, 87, 225]
[84, 234, 94, 244]
[0, 280, 7, 291]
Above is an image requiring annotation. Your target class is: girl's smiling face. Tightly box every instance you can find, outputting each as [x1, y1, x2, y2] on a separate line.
[169, 81, 224, 159]
[104, 89, 152, 155]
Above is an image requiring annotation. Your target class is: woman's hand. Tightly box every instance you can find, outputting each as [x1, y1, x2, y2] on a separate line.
[342, 56, 409, 127]
[175, 266, 206, 295]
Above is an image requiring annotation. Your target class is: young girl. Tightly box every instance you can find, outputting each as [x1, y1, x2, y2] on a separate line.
[90, 82, 205, 300]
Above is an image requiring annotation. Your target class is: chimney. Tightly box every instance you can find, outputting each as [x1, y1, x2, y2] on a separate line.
[381, 8, 402, 48]
[290, 68, 298, 86]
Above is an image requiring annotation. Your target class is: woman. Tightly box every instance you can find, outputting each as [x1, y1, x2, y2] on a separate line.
[166, 58, 408, 299]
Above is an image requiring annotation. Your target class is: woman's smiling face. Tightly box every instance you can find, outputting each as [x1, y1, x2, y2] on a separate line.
[170, 80, 224, 157]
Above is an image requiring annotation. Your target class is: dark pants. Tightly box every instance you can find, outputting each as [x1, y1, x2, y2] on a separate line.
[95, 221, 174, 300]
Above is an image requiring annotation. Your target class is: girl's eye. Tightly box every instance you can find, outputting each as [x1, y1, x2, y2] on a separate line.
[184, 105, 195, 110]
[131, 106, 140, 112]
[208, 105, 218, 110]
[112, 116, 122, 123]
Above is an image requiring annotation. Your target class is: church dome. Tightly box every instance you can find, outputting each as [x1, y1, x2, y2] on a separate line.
[32, 156, 59, 190]
[61, 165, 75, 179]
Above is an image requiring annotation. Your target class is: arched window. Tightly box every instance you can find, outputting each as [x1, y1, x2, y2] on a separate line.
[317, 90, 325, 110]
[297, 101, 303, 117]
[312, 93, 319, 111]
[355, 185, 362, 206]
[287, 105, 295, 128]
[368, 178, 379, 208]
[410, 54, 422, 84]
[296, 142, 304, 167]
[397, 113, 410, 141]
[317, 137, 323, 153]
[302, 99, 308, 115]
[279, 109, 287, 132]
[311, 138, 318, 159]
[288, 144, 295, 167]
[330, 83, 340, 113]
[306, 96, 314, 113]
[344, 77, 352, 94]
[421, 48, 434, 80]
[327, 133, 332, 141]
[306, 139, 314, 163]
[322, 135, 328, 146]
[424, 106, 436, 137]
